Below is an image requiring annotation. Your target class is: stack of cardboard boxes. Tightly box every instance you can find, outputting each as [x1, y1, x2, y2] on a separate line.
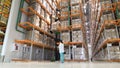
[64, 47, 71, 60]
[61, 32, 70, 42]
[72, 31, 83, 42]
[72, 47, 86, 60]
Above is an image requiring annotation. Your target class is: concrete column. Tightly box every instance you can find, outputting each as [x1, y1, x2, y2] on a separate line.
[1, 0, 26, 62]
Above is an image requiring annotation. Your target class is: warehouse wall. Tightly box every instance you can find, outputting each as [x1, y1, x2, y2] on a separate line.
[1, 0, 27, 62]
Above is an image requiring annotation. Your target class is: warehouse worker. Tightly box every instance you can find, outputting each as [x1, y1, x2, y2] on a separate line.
[57, 40, 64, 63]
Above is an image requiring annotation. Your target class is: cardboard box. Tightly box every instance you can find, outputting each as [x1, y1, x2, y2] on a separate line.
[64, 54, 71, 60]
[72, 31, 83, 42]
[104, 29, 117, 39]
[61, 32, 70, 42]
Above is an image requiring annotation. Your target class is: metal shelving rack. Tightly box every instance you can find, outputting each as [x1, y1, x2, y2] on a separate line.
[0, 0, 12, 45]
[54, 0, 88, 62]
[92, 0, 120, 62]
[13, 0, 56, 61]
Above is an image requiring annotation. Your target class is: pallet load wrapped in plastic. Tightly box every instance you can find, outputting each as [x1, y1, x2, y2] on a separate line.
[72, 46, 86, 60]
[22, 45, 31, 60]
[61, 32, 70, 42]
[11, 44, 25, 60]
[33, 47, 43, 61]
[41, 21, 48, 32]
[71, 5, 80, 12]
[60, 0, 68, 7]
[104, 29, 117, 39]
[34, 30, 41, 42]
[61, 21, 69, 28]
[44, 49, 54, 60]
[109, 46, 120, 59]
[72, 31, 83, 42]
[72, 19, 81, 25]
[64, 47, 71, 60]
[71, 0, 80, 4]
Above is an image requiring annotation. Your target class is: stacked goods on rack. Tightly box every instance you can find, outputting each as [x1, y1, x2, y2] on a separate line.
[13, 0, 56, 61]
[104, 29, 117, 39]
[71, 0, 80, 4]
[72, 46, 87, 60]
[11, 43, 54, 61]
[60, 21, 69, 30]
[11, 44, 26, 60]
[92, 1, 120, 62]
[109, 46, 120, 59]
[72, 30, 83, 42]
[61, 32, 70, 42]
[72, 19, 81, 25]
[0, 0, 11, 25]
[57, 0, 88, 61]
[59, 0, 69, 20]
[64, 47, 71, 60]
[0, 0, 12, 47]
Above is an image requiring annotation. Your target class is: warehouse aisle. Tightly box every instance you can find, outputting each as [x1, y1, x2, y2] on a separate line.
[0, 62, 120, 68]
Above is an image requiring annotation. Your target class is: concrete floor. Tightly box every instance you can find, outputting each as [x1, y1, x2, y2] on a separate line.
[0, 62, 120, 68]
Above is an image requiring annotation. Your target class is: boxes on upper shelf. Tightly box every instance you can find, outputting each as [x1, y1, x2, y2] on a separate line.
[61, 7, 68, 12]
[51, 21, 60, 30]
[41, 21, 48, 31]
[61, 32, 70, 42]
[60, 1, 68, 7]
[72, 30, 83, 42]
[104, 29, 117, 39]
[71, 5, 80, 12]
[33, 15, 40, 26]
[72, 19, 81, 25]
[25, 31, 32, 40]
[109, 46, 119, 52]
[34, 30, 41, 42]
[102, 13, 115, 21]
[70, 0, 80, 4]
[61, 21, 69, 28]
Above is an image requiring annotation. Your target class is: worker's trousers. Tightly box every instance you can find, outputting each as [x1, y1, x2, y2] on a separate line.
[60, 53, 64, 63]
